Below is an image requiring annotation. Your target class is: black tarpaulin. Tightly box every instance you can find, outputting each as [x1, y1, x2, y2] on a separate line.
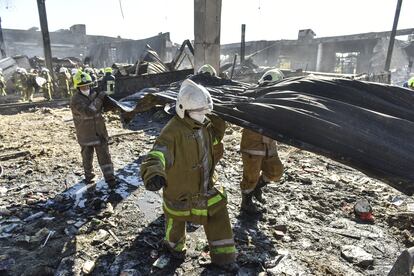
[107, 75, 414, 195]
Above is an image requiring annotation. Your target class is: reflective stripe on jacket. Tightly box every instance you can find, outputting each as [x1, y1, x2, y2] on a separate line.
[240, 128, 278, 157]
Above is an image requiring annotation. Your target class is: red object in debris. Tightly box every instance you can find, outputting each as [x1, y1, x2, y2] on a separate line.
[354, 199, 374, 223]
[358, 212, 374, 222]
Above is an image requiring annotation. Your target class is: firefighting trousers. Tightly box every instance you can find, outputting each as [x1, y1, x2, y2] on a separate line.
[240, 153, 284, 193]
[42, 84, 52, 100]
[23, 88, 34, 102]
[164, 206, 236, 265]
[80, 143, 115, 182]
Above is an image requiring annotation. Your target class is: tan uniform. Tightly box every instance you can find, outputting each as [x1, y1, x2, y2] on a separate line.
[141, 115, 235, 265]
[70, 89, 115, 183]
[57, 72, 71, 98]
[240, 128, 283, 193]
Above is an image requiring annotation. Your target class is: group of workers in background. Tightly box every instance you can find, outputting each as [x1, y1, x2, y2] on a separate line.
[1, 65, 115, 102]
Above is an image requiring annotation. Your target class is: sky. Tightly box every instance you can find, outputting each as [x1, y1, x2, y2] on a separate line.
[0, 0, 413, 44]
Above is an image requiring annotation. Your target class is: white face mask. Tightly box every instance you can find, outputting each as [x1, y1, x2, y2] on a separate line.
[80, 87, 90, 97]
[188, 109, 211, 123]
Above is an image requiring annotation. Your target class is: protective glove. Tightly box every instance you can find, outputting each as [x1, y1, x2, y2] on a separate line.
[97, 91, 107, 100]
[146, 175, 166, 191]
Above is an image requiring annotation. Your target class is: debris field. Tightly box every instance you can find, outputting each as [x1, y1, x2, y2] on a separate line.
[0, 107, 413, 275]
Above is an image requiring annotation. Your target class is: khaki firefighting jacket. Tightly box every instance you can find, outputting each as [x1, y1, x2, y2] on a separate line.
[70, 90, 108, 146]
[140, 115, 226, 223]
[240, 128, 278, 156]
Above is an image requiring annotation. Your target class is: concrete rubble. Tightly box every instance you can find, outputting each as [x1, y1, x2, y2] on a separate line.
[0, 105, 413, 275]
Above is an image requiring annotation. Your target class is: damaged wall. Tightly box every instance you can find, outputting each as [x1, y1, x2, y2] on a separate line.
[3, 24, 173, 68]
[220, 28, 414, 78]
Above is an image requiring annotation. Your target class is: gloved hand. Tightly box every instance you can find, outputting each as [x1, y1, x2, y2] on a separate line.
[146, 175, 166, 191]
[97, 91, 107, 100]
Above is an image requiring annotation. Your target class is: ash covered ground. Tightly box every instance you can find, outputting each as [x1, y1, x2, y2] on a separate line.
[0, 106, 413, 275]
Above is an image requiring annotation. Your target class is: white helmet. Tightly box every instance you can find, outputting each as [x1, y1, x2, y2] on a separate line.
[59, 67, 68, 74]
[258, 69, 284, 85]
[175, 79, 213, 119]
[71, 68, 78, 75]
[17, 67, 27, 74]
[41, 67, 49, 73]
[197, 64, 217, 77]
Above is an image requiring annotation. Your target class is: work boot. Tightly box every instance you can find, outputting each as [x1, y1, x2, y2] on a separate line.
[84, 173, 96, 184]
[106, 177, 118, 189]
[163, 240, 186, 260]
[241, 192, 261, 215]
[253, 176, 267, 204]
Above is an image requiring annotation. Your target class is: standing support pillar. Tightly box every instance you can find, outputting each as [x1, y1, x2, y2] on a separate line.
[0, 17, 7, 58]
[194, 0, 222, 74]
[36, 0, 54, 75]
[316, 43, 324, 72]
[384, 0, 403, 74]
[240, 24, 246, 64]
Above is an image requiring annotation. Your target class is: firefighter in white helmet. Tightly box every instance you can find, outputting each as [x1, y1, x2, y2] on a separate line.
[197, 64, 217, 77]
[257, 68, 284, 85]
[140, 79, 238, 272]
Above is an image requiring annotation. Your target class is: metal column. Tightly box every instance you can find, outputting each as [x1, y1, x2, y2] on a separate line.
[384, 0, 403, 73]
[36, 0, 54, 74]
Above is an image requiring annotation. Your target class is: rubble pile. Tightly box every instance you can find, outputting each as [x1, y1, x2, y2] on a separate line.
[0, 107, 413, 275]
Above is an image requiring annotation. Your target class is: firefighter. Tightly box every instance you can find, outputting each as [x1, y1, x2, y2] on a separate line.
[197, 64, 217, 77]
[240, 69, 285, 214]
[0, 69, 6, 96]
[100, 67, 115, 95]
[140, 79, 238, 272]
[408, 76, 414, 90]
[57, 67, 71, 98]
[26, 69, 41, 102]
[12, 68, 29, 101]
[84, 67, 98, 88]
[40, 67, 53, 100]
[70, 71, 117, 188]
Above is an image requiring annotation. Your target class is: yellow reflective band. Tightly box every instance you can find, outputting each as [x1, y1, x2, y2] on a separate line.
[208, 187, 227, 207]
[191, 208, 208, 216]
[211, 245, 236, 254]
[148, 151, 165, 168]
[213, 138, 219, 146]
[163, 203, 190, 217]
[208, 194, 223, 207]
[163, 203, 208, 217]
[166, 218, 173, 241]
[175, 241, 185, 252]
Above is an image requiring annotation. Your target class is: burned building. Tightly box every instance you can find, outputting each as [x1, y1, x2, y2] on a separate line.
[2, 24, 174, 68]
[221, 28, 414, 82]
